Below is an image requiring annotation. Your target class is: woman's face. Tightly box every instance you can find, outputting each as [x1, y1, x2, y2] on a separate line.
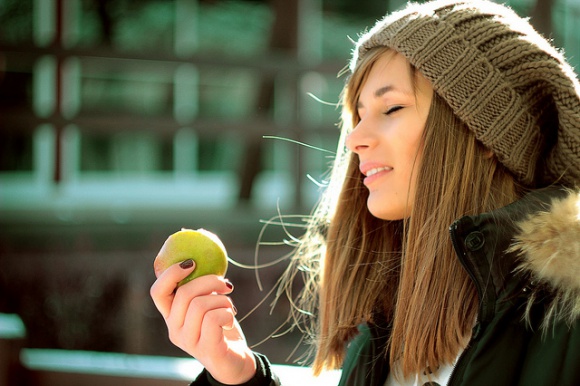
[346, 52, 433, 220]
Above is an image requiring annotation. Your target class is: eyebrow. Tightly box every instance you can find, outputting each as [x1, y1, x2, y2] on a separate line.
[374, 85, 395, 98]
[356, 85, 397, 109]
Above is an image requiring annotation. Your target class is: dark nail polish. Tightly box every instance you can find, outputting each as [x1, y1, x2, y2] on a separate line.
[225, 280, 234, 290]
[179, 259, 194, 269]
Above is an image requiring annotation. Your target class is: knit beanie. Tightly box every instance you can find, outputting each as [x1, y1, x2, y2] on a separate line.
[351, 0, 580, 187]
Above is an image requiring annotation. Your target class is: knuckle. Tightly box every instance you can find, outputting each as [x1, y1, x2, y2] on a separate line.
[189, 296, 205, 312]
[205, 309, 222, 324]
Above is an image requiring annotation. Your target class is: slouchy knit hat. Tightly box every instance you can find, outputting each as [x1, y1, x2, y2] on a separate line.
[351, 0, 580, 187]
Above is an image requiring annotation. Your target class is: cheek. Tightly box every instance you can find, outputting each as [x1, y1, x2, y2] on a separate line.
[405, 122, 426, 169]
[399, 138, 423, 177]
[405, 141, 423, 186]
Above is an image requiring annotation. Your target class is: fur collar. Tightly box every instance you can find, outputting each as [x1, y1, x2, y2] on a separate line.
[510, 188, 580, 329]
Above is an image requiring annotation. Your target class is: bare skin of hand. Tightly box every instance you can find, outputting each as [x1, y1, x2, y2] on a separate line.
[150, 260, 257, 384]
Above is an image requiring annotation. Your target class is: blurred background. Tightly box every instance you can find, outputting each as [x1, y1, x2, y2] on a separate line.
[0, 0, 578, 384]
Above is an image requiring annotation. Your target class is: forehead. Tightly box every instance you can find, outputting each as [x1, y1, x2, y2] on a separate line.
[359, 52, 415, 98]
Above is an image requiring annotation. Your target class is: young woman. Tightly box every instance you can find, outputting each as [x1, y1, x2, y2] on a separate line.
[150, 1, 580, 385]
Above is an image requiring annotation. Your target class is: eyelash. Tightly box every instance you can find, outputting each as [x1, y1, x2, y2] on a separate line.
[385, 106, 403, 115]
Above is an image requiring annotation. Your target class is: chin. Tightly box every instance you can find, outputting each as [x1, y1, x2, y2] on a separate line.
[367, 197, 412, 220]
[367, 206, 406, 221]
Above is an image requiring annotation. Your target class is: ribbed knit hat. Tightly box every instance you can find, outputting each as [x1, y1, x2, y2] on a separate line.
[351, 0, 580, 187]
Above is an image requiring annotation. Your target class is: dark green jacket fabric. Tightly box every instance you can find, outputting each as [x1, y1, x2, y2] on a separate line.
[192, 353, 280, 386]
[339, 187, 580, 386]
[193, 188, 580, 385]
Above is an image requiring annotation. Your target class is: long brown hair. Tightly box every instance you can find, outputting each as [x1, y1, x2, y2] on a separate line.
[283, 47, 521, 377]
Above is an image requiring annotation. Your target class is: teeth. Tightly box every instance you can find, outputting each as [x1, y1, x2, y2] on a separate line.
[366, 166, 392, 177]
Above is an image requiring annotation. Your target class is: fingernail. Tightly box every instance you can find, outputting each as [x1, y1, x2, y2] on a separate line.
[232, 303, 238, 315]
[179, 259, 194, 269]
[225, 280, 234, 290]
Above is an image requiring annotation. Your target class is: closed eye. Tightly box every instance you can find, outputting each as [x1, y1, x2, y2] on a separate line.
[385, 106, 403, 115]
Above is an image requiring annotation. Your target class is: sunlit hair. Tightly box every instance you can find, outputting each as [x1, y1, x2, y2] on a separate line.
[281, 46, 522, 377]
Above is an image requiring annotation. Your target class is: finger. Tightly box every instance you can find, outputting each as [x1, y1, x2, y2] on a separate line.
[150, 260, 196, 318]
[168, 275, 233, 325]
[177, 274, 234, 299]
[199, 308, 237, 346]
[168, 274, 234, 321]
[170, 293, 235, 340]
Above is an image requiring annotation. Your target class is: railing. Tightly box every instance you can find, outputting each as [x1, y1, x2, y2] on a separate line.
[2, 313, 342, 386]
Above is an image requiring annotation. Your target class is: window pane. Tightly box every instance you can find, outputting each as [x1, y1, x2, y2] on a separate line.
[0, 132, 34, 172]
[80, 131, 173, 172]
[0, 0, 34, 44]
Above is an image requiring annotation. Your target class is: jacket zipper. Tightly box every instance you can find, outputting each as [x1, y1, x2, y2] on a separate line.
[447, 221, 482, 386]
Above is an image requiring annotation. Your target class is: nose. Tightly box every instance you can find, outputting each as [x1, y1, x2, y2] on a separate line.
[345, 117, 377, 154]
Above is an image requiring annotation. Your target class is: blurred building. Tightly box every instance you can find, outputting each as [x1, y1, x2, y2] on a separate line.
[0, 0, 377, 366]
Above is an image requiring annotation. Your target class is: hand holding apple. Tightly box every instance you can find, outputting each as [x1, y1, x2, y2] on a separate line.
[150, 228, 257, 384]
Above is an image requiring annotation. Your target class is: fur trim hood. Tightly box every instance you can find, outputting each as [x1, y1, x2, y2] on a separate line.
[510, 188, 580, 328]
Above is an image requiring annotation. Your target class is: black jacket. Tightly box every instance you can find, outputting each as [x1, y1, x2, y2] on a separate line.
[340, 187, 580, 386]
[194, 188, 580, 386]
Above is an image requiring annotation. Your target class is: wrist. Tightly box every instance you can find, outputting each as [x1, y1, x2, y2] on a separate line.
[207, 351, 283, 386]
[208, 351, 257, 385]
[235, 351, 258, 384]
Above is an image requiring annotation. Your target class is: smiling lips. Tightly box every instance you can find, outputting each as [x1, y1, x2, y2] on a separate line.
[365, 166, 392, 177]
[360, 163, 393, 185]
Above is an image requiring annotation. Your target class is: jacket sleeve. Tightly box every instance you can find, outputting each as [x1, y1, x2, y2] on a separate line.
[190, 352, 281, 386]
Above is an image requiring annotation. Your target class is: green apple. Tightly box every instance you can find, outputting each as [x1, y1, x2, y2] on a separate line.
[154, 228, 228, 286]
